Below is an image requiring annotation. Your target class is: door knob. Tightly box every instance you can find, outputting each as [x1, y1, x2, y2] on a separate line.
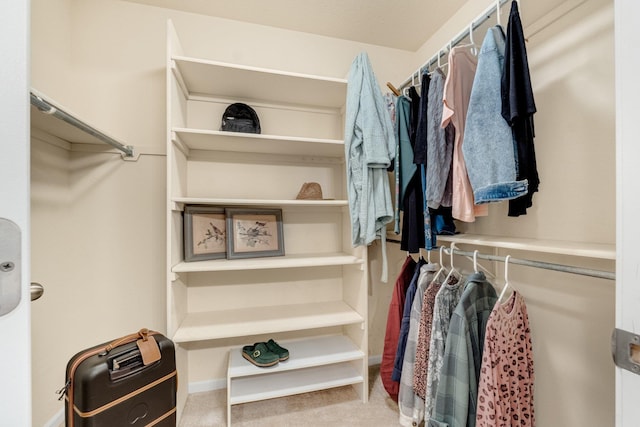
[30, 282, 44, 302]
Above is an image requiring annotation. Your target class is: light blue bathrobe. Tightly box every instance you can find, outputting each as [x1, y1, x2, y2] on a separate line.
[344, 52, 395, 281]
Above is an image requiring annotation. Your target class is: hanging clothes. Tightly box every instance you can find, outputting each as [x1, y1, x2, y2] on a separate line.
[476, 291, 535, 426]
[411, 274, 444, 426]
[426, 69, 454, 210]
[398, 262, 440, 427]
[415, 72, 439, 249]
[413, 275, 443, 400]
[442, 47, 488, 223]
[399, 87, 426, 253]
[414, 73, 431, 165]
[395, 95, 415, 234]
[502, 0, 540, 217]
[392, 257, 428, 382]
[463, 26, 528, 204]
[428, 272, 498, 427]
[344, 51, 396, 281]
[424, 274, 463, 420]
[381, 255, 418, 402]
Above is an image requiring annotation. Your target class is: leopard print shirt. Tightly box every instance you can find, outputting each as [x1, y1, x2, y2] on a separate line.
[476, 291, 535, 426]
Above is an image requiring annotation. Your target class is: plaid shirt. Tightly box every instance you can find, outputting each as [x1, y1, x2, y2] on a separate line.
[424, 273, 463, 420]
[428, 272, 498, 427]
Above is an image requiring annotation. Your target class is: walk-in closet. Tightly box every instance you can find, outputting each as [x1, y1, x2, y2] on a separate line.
[2, 0, 639, 425]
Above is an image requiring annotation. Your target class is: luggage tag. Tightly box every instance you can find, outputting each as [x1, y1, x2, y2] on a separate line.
[137, 335, 161, 365]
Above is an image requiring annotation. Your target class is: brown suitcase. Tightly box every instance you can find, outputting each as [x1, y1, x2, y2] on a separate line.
[59, 328, 177, 427]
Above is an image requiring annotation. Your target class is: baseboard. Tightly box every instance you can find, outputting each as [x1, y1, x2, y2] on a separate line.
[43, 408, 64, 427]
[188, 377, 227, 394]
[369, 354, 382, 366]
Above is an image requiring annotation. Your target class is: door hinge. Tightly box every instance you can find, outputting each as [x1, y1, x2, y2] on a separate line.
[612, 328, 640, 375]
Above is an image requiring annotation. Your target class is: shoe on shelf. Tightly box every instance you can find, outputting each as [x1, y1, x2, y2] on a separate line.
[242, 342, 280, 367]
[265, 339, 289, 361]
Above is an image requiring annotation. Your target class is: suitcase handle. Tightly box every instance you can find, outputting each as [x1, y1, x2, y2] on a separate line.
[100, 328, 153, 356]
[108, 347, 153, 381]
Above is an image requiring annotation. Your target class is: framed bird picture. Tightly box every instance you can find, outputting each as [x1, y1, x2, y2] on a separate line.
[225, 208, 284, 259]
[183, 205, 227, 262]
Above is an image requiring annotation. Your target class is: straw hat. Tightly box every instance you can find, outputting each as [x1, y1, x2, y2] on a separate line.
[295, 182, 323, 200]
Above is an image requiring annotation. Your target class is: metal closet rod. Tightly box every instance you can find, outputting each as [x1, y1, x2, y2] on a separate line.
[441, 247, 615, 281]
[397, 0, 512, 90]
[386, 238, 614, 280]
[30, 92, 134, 158]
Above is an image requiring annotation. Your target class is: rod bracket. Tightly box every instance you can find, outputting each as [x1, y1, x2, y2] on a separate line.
[121, 146, 140, 162]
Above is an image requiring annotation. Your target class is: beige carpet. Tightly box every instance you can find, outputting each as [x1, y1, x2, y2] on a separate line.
[179, 365, 402, 427]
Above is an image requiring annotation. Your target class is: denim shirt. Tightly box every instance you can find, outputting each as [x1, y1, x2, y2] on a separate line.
[462, 26, 528, 204]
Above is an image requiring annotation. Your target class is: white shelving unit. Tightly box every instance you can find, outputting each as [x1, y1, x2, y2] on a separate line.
[166, 21, 368, 425]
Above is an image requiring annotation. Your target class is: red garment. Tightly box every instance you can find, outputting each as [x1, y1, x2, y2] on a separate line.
[380, 256, 417, 402]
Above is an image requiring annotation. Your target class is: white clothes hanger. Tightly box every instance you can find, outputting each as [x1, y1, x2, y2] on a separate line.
[443, 243, 460, 284]
[496, 0, 502, 27]
[498, 255, 511, 302]
[469, 22, 479, 55]
[432, 245, 448, 283]
[459, 22, 478, 56]
[473, 250, 479, 273]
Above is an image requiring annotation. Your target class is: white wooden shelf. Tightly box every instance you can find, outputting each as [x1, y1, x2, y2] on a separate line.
[172, 197, 348, 209]
[173, 128, 344, 157]
[167, 21, 366, 423]
[437, 233, 615, 260]
[172, 301, 364, 343]
[228, 362, 363, 405]
[172, 253, 363, 273]
[228, 335, 364, 378]
[171, 56, 347, 108]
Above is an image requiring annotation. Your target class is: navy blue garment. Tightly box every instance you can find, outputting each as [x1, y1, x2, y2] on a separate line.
[391, 257, 427, 382]
[414, 73, 431, 165]
[400, 86, 426, 253]
[401, 173, 426, 253]
[502, 0, 540, 216]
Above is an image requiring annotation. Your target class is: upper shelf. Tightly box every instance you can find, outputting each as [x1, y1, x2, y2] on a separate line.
[173, 128, 344, 157]
[436, 233, 615, 260]
[172, 253, 363, 274]
[172, 197, 348, 208]
[171, 56, 348, 108]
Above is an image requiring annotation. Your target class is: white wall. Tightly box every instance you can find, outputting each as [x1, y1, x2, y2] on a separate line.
[379, 1, 615, 426]
[29, 0, 415, 424]
[30, 0, 615, 425]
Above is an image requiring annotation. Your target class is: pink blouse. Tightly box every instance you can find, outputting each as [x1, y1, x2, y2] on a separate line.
[442, 47, 488, 222]
[476, 291, 535, 426]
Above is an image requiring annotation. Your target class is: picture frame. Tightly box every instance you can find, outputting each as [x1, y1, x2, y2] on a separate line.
[183, 205, 227, 262]
[226, 208, 285, 259]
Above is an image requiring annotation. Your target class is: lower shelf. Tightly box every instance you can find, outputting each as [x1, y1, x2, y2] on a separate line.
[227, 335, 366, 405]
[229, 362, 363, 405]
[228, 335, 365, 378]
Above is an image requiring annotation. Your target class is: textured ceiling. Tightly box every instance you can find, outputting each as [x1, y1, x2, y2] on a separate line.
[123, 0, 469, 51]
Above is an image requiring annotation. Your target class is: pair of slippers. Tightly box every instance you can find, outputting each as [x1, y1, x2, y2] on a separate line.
[242, 339, 289, 367]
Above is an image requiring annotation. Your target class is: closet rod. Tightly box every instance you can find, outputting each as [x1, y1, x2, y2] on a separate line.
[30, 91, 135, 158]
[444, 247, 615, 281]
[386, 238, 614, 280]
[397, 0, 511, 90]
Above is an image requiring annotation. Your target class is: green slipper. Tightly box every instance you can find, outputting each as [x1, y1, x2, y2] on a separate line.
[242, 342, 279, 367]
[265, 339, 289, 361]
